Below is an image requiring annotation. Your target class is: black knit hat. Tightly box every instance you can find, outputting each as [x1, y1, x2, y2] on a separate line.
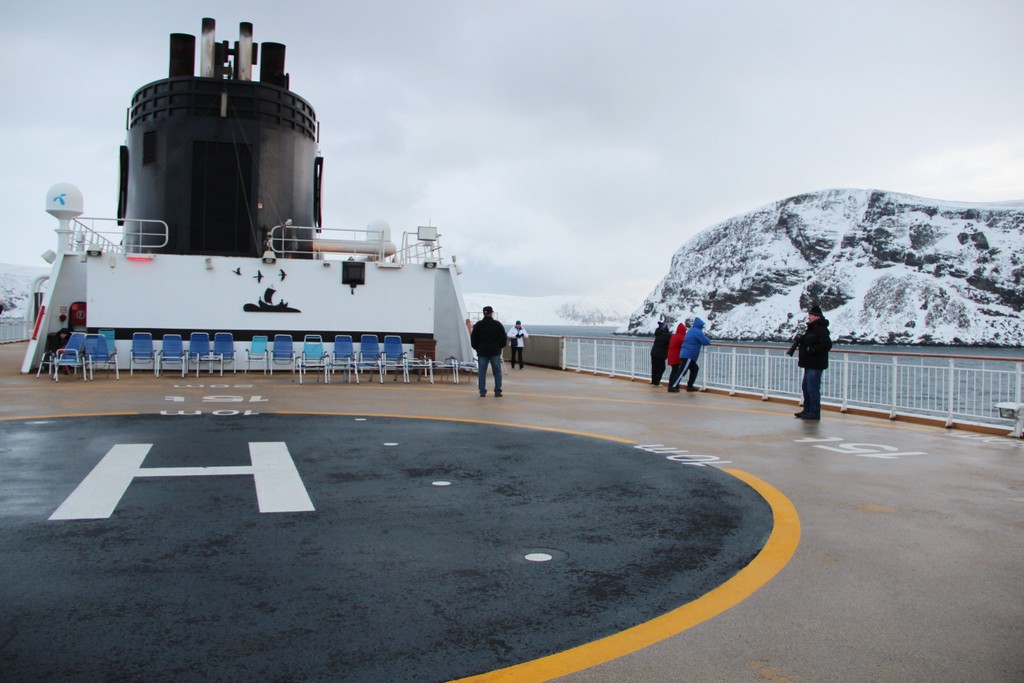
[809, 305, 823, 317]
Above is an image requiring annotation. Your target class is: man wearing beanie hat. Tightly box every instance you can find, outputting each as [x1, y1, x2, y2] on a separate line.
[471, 306, 507, 397]
[788, 303, 832, 420]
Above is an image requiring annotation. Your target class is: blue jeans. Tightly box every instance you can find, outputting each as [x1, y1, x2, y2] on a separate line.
[477, 355, 502, 395]
[802, 368, 823, 416]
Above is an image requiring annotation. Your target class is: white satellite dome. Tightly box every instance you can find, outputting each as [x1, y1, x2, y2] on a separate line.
[45, 183, 84, 220]
[366, 219, 391, 241]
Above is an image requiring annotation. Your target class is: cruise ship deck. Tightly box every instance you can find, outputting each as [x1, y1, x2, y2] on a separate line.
[1, 341, 1021, 682]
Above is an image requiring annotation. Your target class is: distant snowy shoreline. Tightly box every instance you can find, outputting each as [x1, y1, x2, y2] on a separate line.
[463, 293, 633, 327]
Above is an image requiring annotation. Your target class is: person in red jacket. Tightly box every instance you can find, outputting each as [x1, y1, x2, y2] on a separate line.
[665, 321, 688, 393]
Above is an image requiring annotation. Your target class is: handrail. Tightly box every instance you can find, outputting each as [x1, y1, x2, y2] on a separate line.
[0, 320, 29, 344]
[265, 223, 444, 265]
[68, 217, 170, 254]
[562, 336, 1024, 435]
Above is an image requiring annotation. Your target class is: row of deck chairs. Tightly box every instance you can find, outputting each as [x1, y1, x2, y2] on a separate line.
[126, 332, 240, 377]
[41, 331, 439, 384]
[267, 334, 435, 384]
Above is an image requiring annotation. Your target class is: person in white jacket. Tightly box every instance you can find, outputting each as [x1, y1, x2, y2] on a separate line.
[507, 321, 529, 369]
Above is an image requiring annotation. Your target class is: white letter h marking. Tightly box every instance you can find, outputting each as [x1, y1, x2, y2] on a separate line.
[50, 442, 315, 520]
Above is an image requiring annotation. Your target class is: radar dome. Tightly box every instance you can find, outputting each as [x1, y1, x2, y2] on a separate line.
[45, 183, 84, 220]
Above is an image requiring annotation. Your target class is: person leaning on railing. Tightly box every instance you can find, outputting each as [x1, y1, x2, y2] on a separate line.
[789, 304, 833, 421]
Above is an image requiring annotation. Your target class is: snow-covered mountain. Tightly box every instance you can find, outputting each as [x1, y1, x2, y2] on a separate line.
[622, 189, 1024, 346]
[463, 293, 634, 326]
[0, 264, 48, 319]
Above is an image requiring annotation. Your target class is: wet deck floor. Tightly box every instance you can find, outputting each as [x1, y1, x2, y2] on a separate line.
[1, 342, 1022, 682]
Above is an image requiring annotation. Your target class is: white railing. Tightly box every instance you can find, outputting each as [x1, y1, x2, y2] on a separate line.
[266, 224, 445, 265]
[563, 337, 1024, 433]
[0, 320, 29, 344]
[67, 217, 169, 254]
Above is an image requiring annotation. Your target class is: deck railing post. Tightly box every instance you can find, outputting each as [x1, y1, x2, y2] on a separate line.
[762, 348, 770, 400]
[945, 358, 955, 427]
[840, 353, 849, 412]
[890, 356, 899, 419]
[1016, 361, 1023, 404]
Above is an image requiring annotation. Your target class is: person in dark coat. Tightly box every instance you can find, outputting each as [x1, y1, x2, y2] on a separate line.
[649, 321, 671, 386]
[788, 304, 832, 420]
[470, 305, 507, 397]
[665, 322, 688, 393]
[672, 316, 711, 392]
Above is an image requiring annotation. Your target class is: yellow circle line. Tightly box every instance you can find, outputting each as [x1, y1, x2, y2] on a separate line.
[452, 467, 801, 682]
[0, 407, 798, 681]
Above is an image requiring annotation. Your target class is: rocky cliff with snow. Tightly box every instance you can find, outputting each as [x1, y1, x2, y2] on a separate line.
[0, 264, 48, 319]
[623, 189, 1024, 346]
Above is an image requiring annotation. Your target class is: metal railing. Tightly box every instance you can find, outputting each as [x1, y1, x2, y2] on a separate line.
[0, 320, 29, 344]
[563, 337, 1024, 433]
[266, 223, 445, 265]
[66, 217, 169, 254]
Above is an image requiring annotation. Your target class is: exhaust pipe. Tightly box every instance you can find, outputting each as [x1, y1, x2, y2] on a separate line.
[200, 17, 216, 78]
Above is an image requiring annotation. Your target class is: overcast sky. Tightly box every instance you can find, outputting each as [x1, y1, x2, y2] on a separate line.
[1, 0, 1021, 301]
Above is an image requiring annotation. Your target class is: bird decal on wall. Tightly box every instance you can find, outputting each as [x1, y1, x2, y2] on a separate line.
[254, 270, 264, 283]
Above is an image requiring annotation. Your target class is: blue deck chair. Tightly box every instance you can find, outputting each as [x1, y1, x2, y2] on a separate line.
[52, 332, 87, 382]
[246, 335, 269, 374]
[213, 333, 236, 375]
[329, 335, 357, 383]
[298, 334, 329, 384]
[188, 332, 221, 377]
[98, 329, 117, 360]
[84, 333, 119, 380]
[157, 334, 188, 377]
[130, 332, 155, 374]
[381, 335, 409, 383]
[358, 334, 384, 383]
[270, 334, 296, 375]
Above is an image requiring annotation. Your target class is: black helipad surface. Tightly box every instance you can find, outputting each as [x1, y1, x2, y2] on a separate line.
[0, 414, 773, 682]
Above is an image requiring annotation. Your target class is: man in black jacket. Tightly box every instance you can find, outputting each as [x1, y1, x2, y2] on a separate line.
[470, 306, 507, 397]
[788, 304, 832, 420]
[650, 321, 671, 386]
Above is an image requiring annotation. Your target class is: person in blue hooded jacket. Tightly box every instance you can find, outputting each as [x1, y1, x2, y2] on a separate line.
[670, 316, 711, 392]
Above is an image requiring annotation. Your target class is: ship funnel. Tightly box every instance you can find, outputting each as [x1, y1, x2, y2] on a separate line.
[130, 18, 315, 258]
